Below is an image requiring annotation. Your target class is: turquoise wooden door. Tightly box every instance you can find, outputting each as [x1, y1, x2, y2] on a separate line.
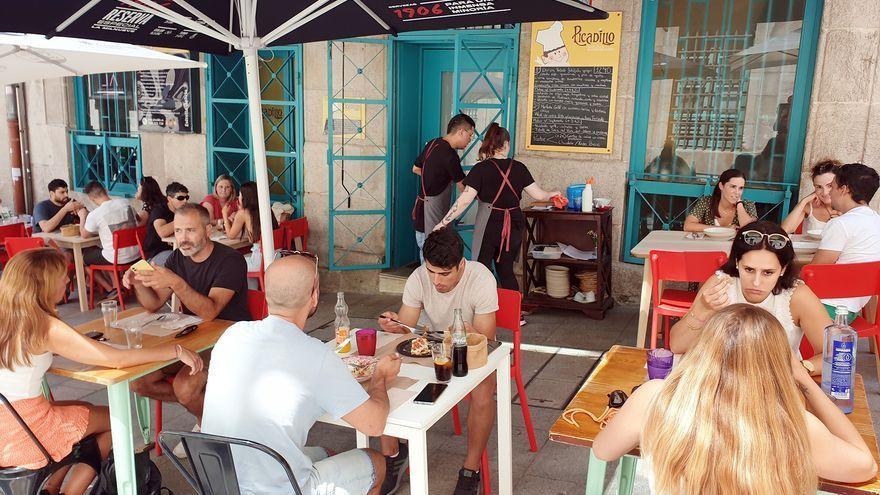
[413, 33, 518, 259]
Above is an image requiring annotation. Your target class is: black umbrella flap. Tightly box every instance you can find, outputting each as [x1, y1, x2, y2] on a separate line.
[1, 1, 608, 54]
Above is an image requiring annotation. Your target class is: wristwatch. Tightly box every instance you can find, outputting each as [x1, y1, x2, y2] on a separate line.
[801, 359, 815, 373]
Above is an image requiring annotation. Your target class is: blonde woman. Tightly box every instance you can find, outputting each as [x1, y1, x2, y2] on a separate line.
[201, 174, 239, 221]
[0, 249, 203, 495]
[593, 304, 876, 494]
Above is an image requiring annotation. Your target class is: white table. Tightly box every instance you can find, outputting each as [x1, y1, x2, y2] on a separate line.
[35, 231, 102, 312]
[320, 338, 513, 495]
[629, 230, 816, 348]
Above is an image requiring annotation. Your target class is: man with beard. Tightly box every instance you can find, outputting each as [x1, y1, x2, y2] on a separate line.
[123, 203, 249, 454]
[203, 253, 401, 495]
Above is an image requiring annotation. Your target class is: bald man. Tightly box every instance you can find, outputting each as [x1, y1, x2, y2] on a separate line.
[202, 254, 401, 495]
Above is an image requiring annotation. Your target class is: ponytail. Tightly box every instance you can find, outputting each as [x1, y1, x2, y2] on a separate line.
[478, 123, 510, 160]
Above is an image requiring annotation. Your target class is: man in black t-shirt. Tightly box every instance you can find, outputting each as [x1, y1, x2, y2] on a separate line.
[142, 182, 189, 265]
[32, 179, 83, 234]
[412, 113, 475, 260]
[125, 203, 250, 429]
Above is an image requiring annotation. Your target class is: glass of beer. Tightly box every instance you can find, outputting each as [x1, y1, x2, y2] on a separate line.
[431, 342, 452, 382]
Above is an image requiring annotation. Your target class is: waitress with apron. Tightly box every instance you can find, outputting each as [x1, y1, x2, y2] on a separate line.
[433, 123, 561, 290]
[412, 114, 475, 258]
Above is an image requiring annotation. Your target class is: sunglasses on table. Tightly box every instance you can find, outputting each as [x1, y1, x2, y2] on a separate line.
[740, 230, 791, 250]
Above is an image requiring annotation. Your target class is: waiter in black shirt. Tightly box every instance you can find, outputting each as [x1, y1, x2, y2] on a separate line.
[412, 113, 475, 260]
[433, 123, 561, 290]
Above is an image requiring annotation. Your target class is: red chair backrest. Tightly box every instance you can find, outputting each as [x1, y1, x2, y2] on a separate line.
[649, 250, 728, 306]
[0, 222, 27, 242]
[273, 228, 285, 251]
[496, 288, 522, 332]
[247, 289, 268, 320]
[801, 262, 880, 299]
[111, 226, 146, 264]
[4, 237, 45, 258]
[794, 221, 803, 234]
[280, 217, 309, 251]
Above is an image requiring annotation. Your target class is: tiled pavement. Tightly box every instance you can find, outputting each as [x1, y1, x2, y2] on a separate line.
[48, 294, 880, 494]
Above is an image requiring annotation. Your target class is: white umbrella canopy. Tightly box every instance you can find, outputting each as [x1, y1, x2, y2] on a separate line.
[0, 32, 204, 85]
[729, 29, 801, 72]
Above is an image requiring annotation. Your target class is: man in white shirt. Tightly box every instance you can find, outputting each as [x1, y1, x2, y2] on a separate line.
[77, 181, 139, 295]
[378, 228, 499, 495]
[202, 253, 401, 495]
[813, 163, 880, 317]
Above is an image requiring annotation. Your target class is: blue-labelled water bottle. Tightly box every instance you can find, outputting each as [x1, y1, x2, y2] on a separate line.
[822, 305, 857, 414]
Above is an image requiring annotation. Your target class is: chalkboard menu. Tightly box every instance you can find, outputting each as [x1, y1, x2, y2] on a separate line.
[530, 66, 613, 149]
[526, 15, 622, 154]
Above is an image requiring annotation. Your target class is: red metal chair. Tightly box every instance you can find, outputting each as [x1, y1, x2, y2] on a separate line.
[648, 250, 728, 349]
[280, 217, 309, 251]
[246, 229, 285, 290]
[87, 226, 146, 310]
[800, 262, 880, 360]
[0, 222, 28, 265]
[6, 237, 76, 303]
[449, 289, 536, 495]
[153, 289, 269, 456]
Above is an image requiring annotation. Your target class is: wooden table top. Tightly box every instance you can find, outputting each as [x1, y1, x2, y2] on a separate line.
[34, 231, 102, 247]
[550, 345, 880, 494]
[48, 308, 234, 386]
[630, 230, 815, 264]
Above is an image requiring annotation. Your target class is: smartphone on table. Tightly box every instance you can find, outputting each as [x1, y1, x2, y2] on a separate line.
[413, 383, 447, 405]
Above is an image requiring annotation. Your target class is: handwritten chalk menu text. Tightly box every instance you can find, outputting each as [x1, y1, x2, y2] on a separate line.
[531, 66, 612, 149]
[526, 16, 622, 153]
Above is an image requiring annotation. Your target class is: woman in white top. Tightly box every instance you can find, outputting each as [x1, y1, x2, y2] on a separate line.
[781, 159, 841, 234]
[593, 304, 877, 494]
[669, 220, 830, 373]
[0, 249, 203, 495]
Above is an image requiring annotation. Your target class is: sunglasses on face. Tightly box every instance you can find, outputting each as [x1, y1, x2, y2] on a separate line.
[740, 230, 791, 250]
[174, 195, 190, 201]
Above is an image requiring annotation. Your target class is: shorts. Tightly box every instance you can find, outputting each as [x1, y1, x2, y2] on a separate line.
[823, 304, 859, 324]
[304, 446, 376, 495]
[82, 246, 111, 266]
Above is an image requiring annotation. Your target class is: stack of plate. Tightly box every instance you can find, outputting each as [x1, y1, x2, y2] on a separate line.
[545, 265, 571, 298]
[575, 270, 597, 293]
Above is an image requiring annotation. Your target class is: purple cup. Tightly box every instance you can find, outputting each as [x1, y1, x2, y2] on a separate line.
[647, 349, 674, 380]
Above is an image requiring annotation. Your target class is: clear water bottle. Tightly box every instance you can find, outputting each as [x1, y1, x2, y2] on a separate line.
[452, 308, 468, 377]
[334, 292, 350, 346]
[822, 305, 857, 414]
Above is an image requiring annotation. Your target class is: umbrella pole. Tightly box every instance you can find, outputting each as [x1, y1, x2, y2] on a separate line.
[243, 46, 277, 266]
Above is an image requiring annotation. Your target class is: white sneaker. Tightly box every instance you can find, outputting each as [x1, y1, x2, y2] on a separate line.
[172, 424, 200, 458]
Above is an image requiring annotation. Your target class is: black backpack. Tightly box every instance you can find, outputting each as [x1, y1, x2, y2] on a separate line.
[91, 447, 171, 495]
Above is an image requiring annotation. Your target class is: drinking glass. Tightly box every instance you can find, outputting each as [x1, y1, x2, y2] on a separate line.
[100, 300, 118, 329]
[355, 328, 377, 356]
[431, 342, 453, 382]
[125, 326, 144, 349]
[646, 348, 674, 380]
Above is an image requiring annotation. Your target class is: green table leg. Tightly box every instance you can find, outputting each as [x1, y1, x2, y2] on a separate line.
[107, 381, 137, 495]
[586, 450, 607, 495]
[134, 394, 152, 445]
[618, 456, 637, 495]
[41, 376, 52, 400]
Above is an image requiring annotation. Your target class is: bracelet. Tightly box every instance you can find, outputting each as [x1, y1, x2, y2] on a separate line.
[688, 310, 707, 323]
[175, 345, 182, 358]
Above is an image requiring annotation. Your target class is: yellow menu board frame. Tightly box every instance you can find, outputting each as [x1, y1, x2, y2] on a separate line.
[526, 13, 623, 154]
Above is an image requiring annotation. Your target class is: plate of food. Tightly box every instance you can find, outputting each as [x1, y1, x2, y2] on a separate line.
[342, 355, 378, 382]
[396, 336, 432, 358]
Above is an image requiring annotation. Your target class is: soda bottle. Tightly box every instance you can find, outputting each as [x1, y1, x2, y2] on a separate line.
[822, 305, 857, 414]
[334, 292, 351, 347]
[452, 308, 468, 377]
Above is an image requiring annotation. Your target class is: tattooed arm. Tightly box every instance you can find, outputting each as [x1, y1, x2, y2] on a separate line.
[433, 186, 478, 231]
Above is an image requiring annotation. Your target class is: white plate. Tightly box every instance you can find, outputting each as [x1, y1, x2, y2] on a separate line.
[805, 229, 823, 240]
[704, 227, 736, 240]
[793, 240, 819, 254]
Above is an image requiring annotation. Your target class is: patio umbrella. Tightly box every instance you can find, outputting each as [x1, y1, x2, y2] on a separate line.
[729, 29, 801, 72]
[0, 32, 204, 85]
[0, 0, 608, 267]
